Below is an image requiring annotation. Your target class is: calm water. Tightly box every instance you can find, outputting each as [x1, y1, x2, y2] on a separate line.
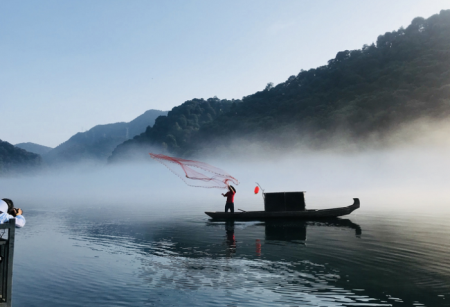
[10, 200, 450, 307]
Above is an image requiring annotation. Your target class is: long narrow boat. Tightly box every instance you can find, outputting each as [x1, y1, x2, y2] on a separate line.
[205, 198, 360, 221]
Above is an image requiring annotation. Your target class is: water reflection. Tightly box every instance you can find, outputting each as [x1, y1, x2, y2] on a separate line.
[128, 218, 393, 306]
[225, 220, 236, 257]
[212, 218, 362, 258]
[56, 210, 450, 307]
[257, 218, 362, 242]
[210, 218, 361, 251]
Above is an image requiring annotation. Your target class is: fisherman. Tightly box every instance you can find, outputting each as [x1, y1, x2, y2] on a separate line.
[222, 185, 236, 213]
[0, 198, 26, 228]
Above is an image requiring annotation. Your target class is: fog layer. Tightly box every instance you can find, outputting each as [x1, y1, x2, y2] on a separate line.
[2, 140, 450, 214]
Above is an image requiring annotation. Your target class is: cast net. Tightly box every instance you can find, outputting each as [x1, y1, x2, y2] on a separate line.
[149, 153, 239, 189]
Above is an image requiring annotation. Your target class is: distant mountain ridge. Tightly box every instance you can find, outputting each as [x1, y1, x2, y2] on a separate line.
[15, 142, 53, 156]
[44, 109, 167, 164]
[0, 139, 42, 174]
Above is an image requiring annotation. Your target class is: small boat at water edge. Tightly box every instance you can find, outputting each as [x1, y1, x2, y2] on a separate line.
[205, 198, 360, 221]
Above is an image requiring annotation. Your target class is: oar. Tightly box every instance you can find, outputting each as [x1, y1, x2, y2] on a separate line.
[238, 209, 246, 212]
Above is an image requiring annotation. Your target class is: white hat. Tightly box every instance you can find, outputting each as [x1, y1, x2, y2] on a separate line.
[0, 200, 8, 214]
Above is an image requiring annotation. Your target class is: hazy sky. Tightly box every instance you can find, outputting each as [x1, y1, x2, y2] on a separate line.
[1, 0, 450, 147]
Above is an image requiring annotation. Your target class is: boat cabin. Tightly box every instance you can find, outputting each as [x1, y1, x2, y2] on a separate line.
[264, 192, 306, 212]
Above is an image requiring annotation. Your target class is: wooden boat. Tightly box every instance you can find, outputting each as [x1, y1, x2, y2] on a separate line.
[205, 198, 360, 221]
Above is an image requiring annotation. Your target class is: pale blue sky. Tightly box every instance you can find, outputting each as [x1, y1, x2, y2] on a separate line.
[1, 0, 450, 147]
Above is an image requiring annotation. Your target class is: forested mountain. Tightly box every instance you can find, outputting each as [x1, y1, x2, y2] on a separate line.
[0, 140, 42, 174]
[15, 142, 53, 156]
[108, 10, 450, 161]
[45, 109, 167, 164]
[108, 98, 236, 162]
[192, 10, 450, 151]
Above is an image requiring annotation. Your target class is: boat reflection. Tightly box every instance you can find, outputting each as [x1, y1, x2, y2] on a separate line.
[258, 218, 362, 241]
[262, 220, 307, 241]
[209, 217, 361, 242]
[207, 218, 361, 257]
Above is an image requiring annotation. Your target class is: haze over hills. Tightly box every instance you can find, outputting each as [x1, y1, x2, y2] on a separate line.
[108, 98, 236, 162]
[15, 142, 53, 156]
[0, 110, 167, 174]
[108, 10, 450, 161]
[44, 109, 167, 164]
[0, 139, 42, 174]
[3, 10, 450, 171]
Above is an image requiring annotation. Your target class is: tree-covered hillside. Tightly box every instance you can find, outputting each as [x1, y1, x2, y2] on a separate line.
[0, 140, 42, 174]
[194, 10, 450, 149]
[109, 10, 450, 160]
[108, 98, 236, 162]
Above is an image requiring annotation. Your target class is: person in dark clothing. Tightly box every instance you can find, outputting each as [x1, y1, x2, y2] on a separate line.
[222, 185, 236, 213]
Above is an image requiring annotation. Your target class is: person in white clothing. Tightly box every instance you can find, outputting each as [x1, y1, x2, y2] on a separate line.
[0, 199, 26, 228]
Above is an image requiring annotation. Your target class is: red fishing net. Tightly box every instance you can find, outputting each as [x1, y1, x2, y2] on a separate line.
[149, 153, 239, 189]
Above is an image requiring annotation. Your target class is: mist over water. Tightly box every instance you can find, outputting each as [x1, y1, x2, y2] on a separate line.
[4, 141, 449, 212]
[2, 143, 450, 306]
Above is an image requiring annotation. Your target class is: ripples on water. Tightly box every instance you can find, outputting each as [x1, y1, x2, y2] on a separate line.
[7, 202, 449, 307]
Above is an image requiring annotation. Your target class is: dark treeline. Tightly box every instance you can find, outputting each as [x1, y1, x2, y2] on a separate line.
[109, 98, 236, 161]
[193, 10, 450, 151]
[0, 140, 42, 174]
[109, 10, 450, 160]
